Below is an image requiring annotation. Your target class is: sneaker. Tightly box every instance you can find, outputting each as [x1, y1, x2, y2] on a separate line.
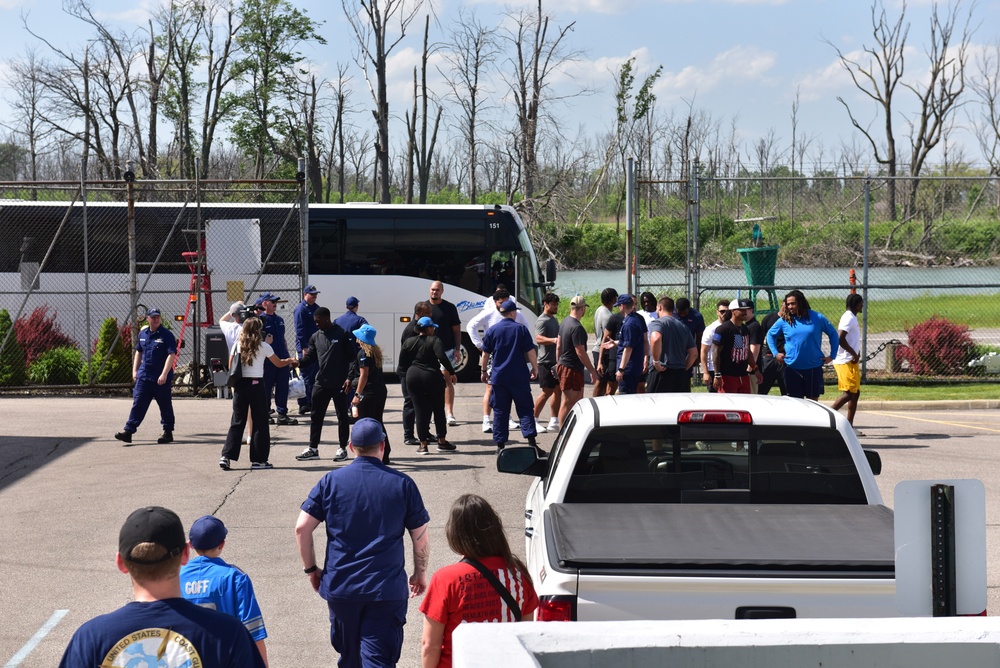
[481, 417, 492, 433]
[436, 441, 457, 452]
[417, 443, 430, 455]
[534, 421, 548, 433]
[298, 405, 312, 416]
[854, 428, 867, 437]
[276, 414, 298, 426]
[157, 431, 173, 444]
[219, 457, 230, 471]
[496, 443, 506, 454]
[403, 437, 420, 446]
[115, 431, 133, 445]
[296, 448, 320, 461]
[244, 434, 251, 445]
[547, 418, 560, 431]
[446, 414, 459, 426]
[509, 419, 519, 430]
[333, 448, 349, 462]
[251, 461, 273, 469]
[268, 417, 275, 424]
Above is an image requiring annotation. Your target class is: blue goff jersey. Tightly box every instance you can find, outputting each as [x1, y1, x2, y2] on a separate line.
[180, 555, 267, 641]
[136, 326, 177, 382]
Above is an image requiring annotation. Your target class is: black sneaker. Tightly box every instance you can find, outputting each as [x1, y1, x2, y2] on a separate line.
[115, 431, 133, 445]
[251, 461, 273, 469]
[403, 437, 420, 446]
[296, 448, 320, 461]
[436, 441, 457, 453]
[298, 406, 312, 416]
[417, 444, 430, 455]
[276, 414, 299, 426]
[333, 448, 349, 462]
[219, 457, 231, 471]
[157, 431, 173, 444]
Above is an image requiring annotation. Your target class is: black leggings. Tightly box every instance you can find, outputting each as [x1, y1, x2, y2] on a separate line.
[222, 378, 270, 462]
[405, 366, 447, 442]
[356, 390, 391, 462]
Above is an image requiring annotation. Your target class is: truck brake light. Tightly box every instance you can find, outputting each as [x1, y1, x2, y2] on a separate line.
[536, 595, 576, 621]
[677, 410, 753, 424]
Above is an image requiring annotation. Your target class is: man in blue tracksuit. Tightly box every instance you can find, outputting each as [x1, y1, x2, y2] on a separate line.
[258, 292, 297, 425]
[294, 285, 321, 416]
[115, 307, 177, 445]
[481, 300, 539, 452]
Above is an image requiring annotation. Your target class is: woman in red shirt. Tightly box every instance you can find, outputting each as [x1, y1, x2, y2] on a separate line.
[419, 494, 538, 668]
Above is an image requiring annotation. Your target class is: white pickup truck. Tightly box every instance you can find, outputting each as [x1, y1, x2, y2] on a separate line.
[498, 393, 897, 621]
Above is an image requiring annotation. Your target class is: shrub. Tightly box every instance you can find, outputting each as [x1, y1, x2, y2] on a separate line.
[14, 306, 76, 366]
[0, 309, 27, 386]
[896, 316, 976, 376]
[82, 318, 133, 385]
[28, 346, 84, 385]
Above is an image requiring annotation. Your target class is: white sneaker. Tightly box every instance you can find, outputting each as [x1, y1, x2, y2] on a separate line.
[547, 418, 559, 431]
[244, 434, 251, 445]
[534, 421, 548, 433]
[481, 416, 492, 433]
[333, 448, 349, 462]
[447, 414, 459, 426]
[509, 419, 520, 430]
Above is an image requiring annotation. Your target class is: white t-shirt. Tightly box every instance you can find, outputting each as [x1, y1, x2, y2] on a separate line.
[701, 320, 723, 372]
[230, 340, 274, 378]
[220, 319, 241, 350]
[834, 310, 860, 365]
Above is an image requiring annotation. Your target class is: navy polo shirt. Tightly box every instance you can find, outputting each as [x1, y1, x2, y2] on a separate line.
[616, 311, 648, 376]
[482, 316, 536, 386]
[260, 312, 289, 357]
[136, 325, 177, 382]
[301, 457, 429, 602]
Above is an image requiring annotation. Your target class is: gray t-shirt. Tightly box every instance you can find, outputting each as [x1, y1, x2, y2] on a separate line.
[535, 312, 559, 365]
[557, 316, 588, 371]
[592, 305, 612, 353]
[649, 315, 696, 370]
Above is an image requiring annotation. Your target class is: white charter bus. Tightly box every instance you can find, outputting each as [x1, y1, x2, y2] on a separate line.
[0, 201, 555, 381]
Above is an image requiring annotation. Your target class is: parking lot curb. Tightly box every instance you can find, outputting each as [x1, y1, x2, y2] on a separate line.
[832, 399, 1000, 411]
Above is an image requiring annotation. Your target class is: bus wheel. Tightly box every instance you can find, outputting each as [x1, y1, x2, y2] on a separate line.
[454, 334, 481, 384]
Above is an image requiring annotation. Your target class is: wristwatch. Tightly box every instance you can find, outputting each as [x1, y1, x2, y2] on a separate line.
[304, 565, 319, 574]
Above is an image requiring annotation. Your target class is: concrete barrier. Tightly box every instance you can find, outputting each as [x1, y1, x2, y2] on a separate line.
[453, 617, 1000, 667]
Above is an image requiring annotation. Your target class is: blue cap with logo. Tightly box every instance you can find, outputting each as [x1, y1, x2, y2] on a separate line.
[146, 308, 162, 317]
[351, 417, 386, 448]
[303, 285, 320, 295]
[614, 293, 635, 306]
[189, 515, 228, 551]
[499, 299, 519, 313]
[416, 316, 438, 329]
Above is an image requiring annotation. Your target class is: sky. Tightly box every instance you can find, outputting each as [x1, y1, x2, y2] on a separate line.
[2, 0, 1000, 174]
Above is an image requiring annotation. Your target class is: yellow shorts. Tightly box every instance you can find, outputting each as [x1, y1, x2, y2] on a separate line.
[835, 361, 861, 393]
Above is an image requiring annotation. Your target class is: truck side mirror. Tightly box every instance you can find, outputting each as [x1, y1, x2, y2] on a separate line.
[497, 446, 548, 478]
[545, 258, 557, 285]
[863, 449, 882, 476]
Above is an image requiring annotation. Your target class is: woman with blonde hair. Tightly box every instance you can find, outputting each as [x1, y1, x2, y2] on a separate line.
[349, 324, 390, 464]
[220, 316, 297, 471]
[419, 494, 538, 668]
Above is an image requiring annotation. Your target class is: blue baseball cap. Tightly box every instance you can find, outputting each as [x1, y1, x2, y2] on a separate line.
[146, 308, 162, 317]
[303, 285, 320, 295]
[499, 299, 519, 314]
[255, 292, 281, 306]
[346, 296, 359, 308]
[189, 515, 228, 551]
[416, 316, 438, 329]
[353, 324, 377, 346]
[614, 293, 635, 306]
[351, 417, 386, 448]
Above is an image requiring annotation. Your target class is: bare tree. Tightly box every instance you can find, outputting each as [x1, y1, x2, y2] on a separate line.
[439, 9, 498, 204]
[323, 65, 353, 203]
[969, 39, 1000, 177]
[200, 0, 240, 178]
[3, 48, 55, 186]
[404, 16, 442, 204]
[341, 0, 425, 203]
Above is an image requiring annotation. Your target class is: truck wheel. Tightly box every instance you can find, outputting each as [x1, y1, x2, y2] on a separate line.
[454, 334, 481, 384]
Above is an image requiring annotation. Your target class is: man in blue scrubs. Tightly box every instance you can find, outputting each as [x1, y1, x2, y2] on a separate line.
[481, 299, 539, 452]
[614, 294, 648, 395]
[115, 307, 177, 445]
[295, 418, 431, 668]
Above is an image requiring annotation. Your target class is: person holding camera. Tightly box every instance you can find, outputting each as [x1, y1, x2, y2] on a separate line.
[220, 317, 298, 471]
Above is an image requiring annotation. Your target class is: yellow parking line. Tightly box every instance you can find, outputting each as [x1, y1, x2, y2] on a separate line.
[868, 412, 1000, 433]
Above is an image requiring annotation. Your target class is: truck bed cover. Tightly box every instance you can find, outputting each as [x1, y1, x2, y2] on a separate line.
[547, 503, 895, 572]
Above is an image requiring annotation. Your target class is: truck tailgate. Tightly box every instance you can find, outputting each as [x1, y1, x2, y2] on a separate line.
[547, 503, 894, 572]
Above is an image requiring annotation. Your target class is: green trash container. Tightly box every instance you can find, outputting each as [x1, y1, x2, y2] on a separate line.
[737, 245, 780, 314]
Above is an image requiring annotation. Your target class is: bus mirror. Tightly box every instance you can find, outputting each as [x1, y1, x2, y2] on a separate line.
[545, 258, 557, 285]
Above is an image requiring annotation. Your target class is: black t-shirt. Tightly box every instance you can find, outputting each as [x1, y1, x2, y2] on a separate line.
[760, 312, 784, 357]
[430, 300, 461, 350]
[401, 320, 419, 345]
[601, 312, 625, 368]
[350, 349, 386, 395]
[712, 320, 751, 377]
[745, 317, 764, 364]
[556, 316, 588, 371]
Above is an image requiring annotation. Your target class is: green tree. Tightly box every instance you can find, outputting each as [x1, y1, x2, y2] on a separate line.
[83, 317, 132, 385]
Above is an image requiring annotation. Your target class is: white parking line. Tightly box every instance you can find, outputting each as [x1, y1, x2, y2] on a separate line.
[3, 609, 68, 668]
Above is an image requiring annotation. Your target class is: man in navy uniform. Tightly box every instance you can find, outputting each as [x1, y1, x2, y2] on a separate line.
[481, 299, 539, 453]
[614, 294, 649, 395]
[334, 295, 368, 350]
[115, 308, 177, 445]
[294, 285, 321, 416]
[258, 293, 297, 425]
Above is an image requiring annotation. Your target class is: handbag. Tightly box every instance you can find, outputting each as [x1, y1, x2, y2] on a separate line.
[460, 557, 522, 621]
[227, 350, 244, 388]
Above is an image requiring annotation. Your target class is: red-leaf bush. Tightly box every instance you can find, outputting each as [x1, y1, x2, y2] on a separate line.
[896, 316, 976, 376]
[14, 306, 77, 366]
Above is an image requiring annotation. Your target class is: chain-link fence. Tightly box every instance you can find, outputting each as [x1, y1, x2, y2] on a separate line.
[634, 166, 1000, 383]
[0, 168, 306, 392]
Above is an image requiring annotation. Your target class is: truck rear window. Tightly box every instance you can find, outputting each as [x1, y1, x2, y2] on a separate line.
[564, 425, 867, 505]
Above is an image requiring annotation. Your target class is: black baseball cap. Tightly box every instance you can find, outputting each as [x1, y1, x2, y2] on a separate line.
[119, 506, 186, 564]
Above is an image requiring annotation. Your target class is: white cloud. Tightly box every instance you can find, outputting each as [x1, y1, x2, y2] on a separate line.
[654, 45, 778, 99]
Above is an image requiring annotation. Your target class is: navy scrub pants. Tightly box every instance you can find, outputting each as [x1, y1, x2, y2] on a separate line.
[326, 598, 407, 668]
[490, 380, 537, 447]
[124, 378, 174, 433]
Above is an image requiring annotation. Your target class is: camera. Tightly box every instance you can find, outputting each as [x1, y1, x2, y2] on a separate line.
[238, 305, 260, 321]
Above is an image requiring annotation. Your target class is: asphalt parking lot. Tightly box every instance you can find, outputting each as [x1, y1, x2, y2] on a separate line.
[1, 387, 998, 667]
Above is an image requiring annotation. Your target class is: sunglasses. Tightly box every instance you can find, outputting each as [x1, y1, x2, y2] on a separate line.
[718, 309, 729, 314]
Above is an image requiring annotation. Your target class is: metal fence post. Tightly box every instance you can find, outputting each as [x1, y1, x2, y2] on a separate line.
[689, 158, 701, 310]
[126, 160, 138, 349]
[626, 156, 634, 295]
[298, 157, 308, 292]
[861, 176, 871, 380]
[82, 159, 92, 385]
[193, 158, 203, 396]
